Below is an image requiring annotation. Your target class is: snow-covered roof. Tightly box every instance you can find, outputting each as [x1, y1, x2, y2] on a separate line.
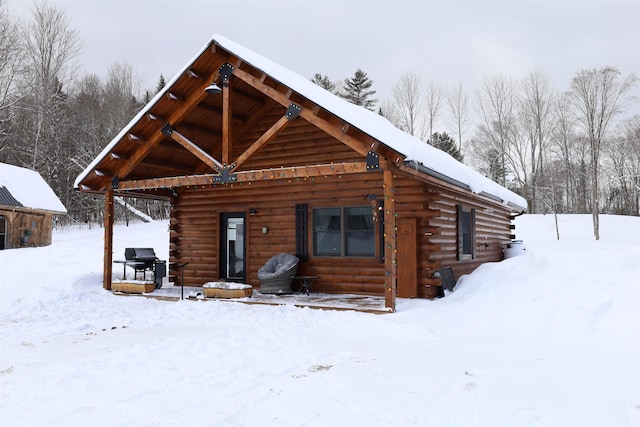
[211, 35, 527, 210]
[0, 163, 67, 213]
[75, 34, 527, 211]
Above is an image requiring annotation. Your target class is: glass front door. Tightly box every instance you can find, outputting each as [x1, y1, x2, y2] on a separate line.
[220, 213, 245, 281]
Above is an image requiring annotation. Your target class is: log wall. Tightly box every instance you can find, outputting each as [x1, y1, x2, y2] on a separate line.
[422, 183, 515, 296]
[168, 167, 516, 298]
[169, 172, 388, 294]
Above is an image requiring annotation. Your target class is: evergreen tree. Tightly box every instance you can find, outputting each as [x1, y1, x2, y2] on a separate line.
[310, 73, 336, 93]
[429, 132, 464, 162]
[155, 73, 166, 94]
[340, 69, 378, 111]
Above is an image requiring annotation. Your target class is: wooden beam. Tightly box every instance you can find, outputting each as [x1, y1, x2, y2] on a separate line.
[232, 68, 372, 157]
[103, 186, 114, 290]
[128, 133, 142, 142]
[222, 80, 232, 165]
[162, 123, 224, 171]
[383, 164, 396, 312]
[116, 161, 369, 191]
[230, 105, 299, 172]
[193, 99, 272, 176]
[110, 66, 220, 188]
[236, 160, 360, 182]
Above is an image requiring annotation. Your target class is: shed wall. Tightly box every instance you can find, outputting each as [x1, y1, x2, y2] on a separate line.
[0, 208, 53, 249]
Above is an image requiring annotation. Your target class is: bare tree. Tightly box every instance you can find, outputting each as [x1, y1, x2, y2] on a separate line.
[604, 115, 640, 215]
[551, 91, 578, 213]
[476, 75, 518, 187]
[23, 0, 82, 169]
[446, 83, 470, 155]
[65, 73, 106, 219]
[569, 66, 638, 239]
[103, 61, 141, 139]
[519, 71, 556, 213]
[0, 0, 25, 111]
[0, 0, 27, 158]
[387, 72, 424, 138]
[424, 81, 445, 142]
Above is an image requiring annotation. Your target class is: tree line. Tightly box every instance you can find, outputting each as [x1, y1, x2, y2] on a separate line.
[315, 63, 639, 240]
[1, 1, 638, 239]
[0, 1, 168, 225]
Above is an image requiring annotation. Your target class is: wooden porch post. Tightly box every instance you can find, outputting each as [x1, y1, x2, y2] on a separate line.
[383, 167, 397, 311]
[222, 75, 232, 166]
[103, 186, 114, 290]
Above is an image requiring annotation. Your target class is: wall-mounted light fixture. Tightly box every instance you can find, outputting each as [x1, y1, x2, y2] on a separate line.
[261, 226, 269, 234]
[204, 82, 222, 94]
[249, 208, 257, 215]
[204, 62, 234, 95]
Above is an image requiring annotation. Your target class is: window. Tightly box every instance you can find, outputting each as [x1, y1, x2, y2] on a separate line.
[457, 205, 476, 260]
[313, 206, 375, 257]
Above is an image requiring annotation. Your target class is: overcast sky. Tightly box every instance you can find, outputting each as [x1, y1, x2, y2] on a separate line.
[8, 0, 640, 114]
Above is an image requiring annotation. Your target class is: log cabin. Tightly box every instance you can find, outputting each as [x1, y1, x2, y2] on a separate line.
[74, 35, 527, 311]
[0, 163, 67, 249]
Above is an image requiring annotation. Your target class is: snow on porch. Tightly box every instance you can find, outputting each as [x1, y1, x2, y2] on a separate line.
[113, 285, 392, 314]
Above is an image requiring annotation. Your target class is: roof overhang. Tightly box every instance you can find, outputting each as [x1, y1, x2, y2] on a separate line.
[403, 160, 528, 212]
[74, 34, 527, 213]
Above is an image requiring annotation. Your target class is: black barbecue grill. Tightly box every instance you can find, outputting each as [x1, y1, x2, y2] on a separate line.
[115, 247, 166, 288]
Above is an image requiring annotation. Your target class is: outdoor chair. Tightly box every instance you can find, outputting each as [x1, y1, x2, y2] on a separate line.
[258, 253, 299, 294]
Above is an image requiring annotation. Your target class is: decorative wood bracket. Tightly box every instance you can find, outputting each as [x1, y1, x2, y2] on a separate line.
[212, 166, 238, 183]
[160, 122, 173, 136]
[285, 103, 302, 120]
[218, 62, 234, 87]
[366, 151, 380, 171]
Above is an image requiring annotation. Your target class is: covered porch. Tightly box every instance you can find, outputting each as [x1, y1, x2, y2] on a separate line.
[112, 284, 392, 314]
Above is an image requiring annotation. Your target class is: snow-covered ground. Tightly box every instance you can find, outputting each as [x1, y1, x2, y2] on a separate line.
[1, 214, 638, 426]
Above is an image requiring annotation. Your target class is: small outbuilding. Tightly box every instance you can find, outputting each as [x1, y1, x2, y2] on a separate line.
[75, 35, 527, 311]
[0, 163, 67, 249]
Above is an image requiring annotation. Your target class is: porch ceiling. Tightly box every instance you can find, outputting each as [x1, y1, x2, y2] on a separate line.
[76, 42, 390, 195]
